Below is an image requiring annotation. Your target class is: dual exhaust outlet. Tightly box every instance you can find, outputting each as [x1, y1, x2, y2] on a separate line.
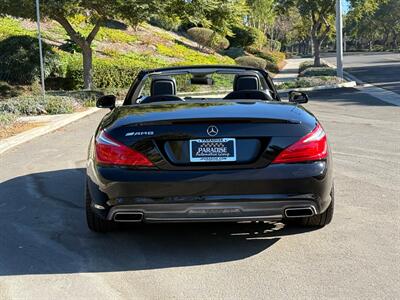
[112, 206, 316, 222]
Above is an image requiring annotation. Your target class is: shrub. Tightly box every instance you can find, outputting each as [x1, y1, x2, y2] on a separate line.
[267, 50, 286, 64]
[213, 35, 230, 51]
[247, 47, 285, 64]
[187, 27, 213, 48]
[299, 67, 336, 77]
[298, 61, 328, 73]
[0, 36, 59, 85]
[45, 96, 77, 114]
[228, 26, 264, 48]
[0, 95, 79, 115]
[187, 27, 229, 51]
[235, 56, 266, 69]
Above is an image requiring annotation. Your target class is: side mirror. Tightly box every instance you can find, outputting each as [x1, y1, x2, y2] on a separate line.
[288, 91, 308, 104]
[96, 95, 116, 109]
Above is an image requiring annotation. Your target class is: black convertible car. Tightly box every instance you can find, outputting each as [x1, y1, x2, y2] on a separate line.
[86, 65, 334, 232]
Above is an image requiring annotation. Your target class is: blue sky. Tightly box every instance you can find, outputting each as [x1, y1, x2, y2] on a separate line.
[343, 0, 350, 13]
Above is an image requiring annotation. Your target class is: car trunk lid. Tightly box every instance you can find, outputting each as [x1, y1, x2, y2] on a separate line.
[102, 101, 317, 170]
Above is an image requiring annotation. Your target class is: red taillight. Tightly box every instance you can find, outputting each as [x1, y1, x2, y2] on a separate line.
[272, 123, 328, 164]
[95, 131, 154, 167]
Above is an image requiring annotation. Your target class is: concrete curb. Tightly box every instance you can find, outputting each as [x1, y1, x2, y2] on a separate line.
[278, 81, 357, 93]
[0, 107, 100, 155]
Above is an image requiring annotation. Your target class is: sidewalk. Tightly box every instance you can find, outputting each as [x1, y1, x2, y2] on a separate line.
[0, 107, 100, 155]
[274, 58, 309, 84]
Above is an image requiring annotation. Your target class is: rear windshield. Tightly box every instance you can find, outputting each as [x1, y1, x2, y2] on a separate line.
[139, 73, 236, 99]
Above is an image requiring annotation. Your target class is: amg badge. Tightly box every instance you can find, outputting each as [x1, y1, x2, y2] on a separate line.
[125, 131, 154, 137]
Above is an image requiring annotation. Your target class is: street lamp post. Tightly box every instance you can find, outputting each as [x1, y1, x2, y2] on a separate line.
[35, 0, 46, 98]
[336, 0, 344, 78]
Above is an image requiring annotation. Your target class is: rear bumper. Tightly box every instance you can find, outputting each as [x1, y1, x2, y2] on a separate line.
[87, 159, 333, 222]
[106, 199, 317, 223]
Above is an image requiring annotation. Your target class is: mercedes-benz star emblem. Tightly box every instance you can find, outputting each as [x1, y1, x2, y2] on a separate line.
[207, 125, 219, 137]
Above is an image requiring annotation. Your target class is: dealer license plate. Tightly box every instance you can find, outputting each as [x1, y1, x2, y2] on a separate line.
[189, 138, 236, 162]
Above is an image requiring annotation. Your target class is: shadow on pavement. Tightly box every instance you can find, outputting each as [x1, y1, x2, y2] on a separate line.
[346, 64, 400, 87]
[0, 169, 316, 276]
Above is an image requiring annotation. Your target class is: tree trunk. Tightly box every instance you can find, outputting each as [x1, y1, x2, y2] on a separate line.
[53, 16, 101, 90]
[82, 44, 93, 90]
[313, 38, 321, 67]
[392, 30, 398, 50]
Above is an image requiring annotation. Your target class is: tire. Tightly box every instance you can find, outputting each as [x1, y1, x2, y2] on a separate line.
[285, 186, 334, 227]
[85, 183, 116, 232]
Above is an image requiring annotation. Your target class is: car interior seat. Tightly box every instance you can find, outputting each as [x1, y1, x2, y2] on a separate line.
[140, 76, 183, 104]
[224, 72, 274, 101]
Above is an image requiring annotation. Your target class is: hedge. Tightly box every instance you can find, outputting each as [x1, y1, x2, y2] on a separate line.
[298, 61, 328, 73]
[279, 76, 343, 89]
[299, 67, 336, 77]
[65, 61, 142, 90]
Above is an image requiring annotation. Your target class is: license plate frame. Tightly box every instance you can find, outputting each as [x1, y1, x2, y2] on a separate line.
[189, 138, 236, 162]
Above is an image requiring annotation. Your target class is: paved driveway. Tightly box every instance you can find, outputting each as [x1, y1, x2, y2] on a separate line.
[0, 88, 399, 299]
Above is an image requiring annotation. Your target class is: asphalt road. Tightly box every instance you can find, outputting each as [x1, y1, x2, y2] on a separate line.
[323, 52, 400, 95]
[0, 88, 399, 299]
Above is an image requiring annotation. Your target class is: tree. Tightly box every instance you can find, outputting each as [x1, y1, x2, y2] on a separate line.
[278, 0, 335, 66]
[247, 0, 276, 35]
[168, 0, 248, 37]
[205, 0, 248, 37]
[346, 0, 400, 51]
[0, 0, 163, 89]
[274, 7, 312, 54]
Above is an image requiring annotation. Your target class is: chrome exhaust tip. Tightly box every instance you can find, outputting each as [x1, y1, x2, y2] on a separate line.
[113, 212, 143, 222]
[284, 207, 315, 218]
